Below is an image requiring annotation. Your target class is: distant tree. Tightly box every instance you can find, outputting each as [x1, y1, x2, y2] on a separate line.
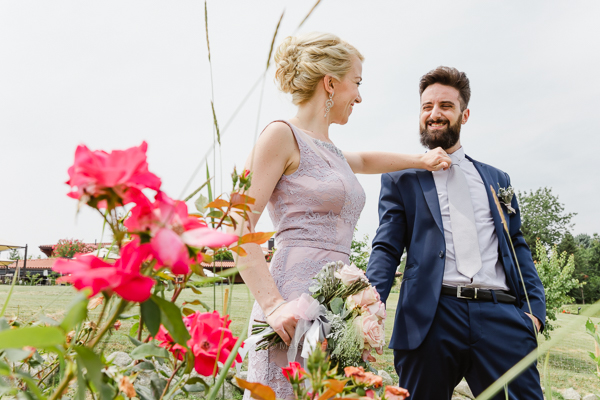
[567, 233, 600, 304]
[534, 239, 581, 339]
[518, 187, 576, 251]
[350, 230, 370, 272]
[8, 248, 20, 260]
[575, 233, 593, 249]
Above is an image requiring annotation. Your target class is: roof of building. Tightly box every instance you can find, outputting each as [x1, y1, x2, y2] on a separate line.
[0, 259, 56, 270]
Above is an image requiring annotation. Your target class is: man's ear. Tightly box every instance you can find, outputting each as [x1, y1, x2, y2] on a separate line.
[461, 108, 470, 124]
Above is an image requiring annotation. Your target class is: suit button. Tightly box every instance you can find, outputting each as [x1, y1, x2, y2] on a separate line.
[439, 251, 445, 258]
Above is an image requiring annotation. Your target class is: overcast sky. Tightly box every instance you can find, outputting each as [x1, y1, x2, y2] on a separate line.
[1, 1, 599, 258]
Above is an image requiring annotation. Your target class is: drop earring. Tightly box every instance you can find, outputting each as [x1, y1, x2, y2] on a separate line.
[324, 91, 334, 118]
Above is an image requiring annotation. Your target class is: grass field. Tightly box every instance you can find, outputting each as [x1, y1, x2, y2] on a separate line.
[1, 285, 599, 396]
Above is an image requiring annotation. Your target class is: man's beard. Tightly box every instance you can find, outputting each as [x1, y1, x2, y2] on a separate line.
[419, 115, 462, 150]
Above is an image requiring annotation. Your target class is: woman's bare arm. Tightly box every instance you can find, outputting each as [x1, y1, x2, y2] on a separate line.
[230, 122, 300, 345]
[344, 147, 451, 174]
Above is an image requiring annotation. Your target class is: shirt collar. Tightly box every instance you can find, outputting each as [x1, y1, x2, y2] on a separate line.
[448, 146, 465, 165]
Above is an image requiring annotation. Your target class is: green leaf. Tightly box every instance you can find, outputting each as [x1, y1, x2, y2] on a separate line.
[187, 285, 203, 295]
[206, 210, 223, 219]
[195, 194, 209, 214]
[128, 335, 142, 347]
[74, 346, 107, 398]
[330, 297, 344, 315]
[130, 343, 170, 360]
[0, 326, 64, 349]
[129, 322, 140, 338]
[60, 293, 89, 332]
[75, 361, 86, 400]
[132, 361, 155, 371]
[3, 349, 32, 362]
[151, 295, 191, 346]
[0, 318, 9, 331]
[141, 299, 161, 337]
[185, 376, 209, 392]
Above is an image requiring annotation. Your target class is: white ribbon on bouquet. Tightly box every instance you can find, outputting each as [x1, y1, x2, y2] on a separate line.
[237, 293, 331, 372]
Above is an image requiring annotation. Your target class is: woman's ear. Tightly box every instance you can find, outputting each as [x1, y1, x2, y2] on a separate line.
[322, 75, 335, 95]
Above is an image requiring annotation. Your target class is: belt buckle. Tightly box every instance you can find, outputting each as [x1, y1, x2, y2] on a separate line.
[456, 286, 477, 299]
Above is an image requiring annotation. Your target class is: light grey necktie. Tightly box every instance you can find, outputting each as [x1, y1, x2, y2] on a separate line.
[447, 160, 482, 278]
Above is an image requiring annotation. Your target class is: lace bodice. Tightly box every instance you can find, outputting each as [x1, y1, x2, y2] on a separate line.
[266, 121, 366, 254]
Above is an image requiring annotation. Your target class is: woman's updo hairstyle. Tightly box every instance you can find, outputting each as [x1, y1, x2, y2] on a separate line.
[274, 32, 364, 105]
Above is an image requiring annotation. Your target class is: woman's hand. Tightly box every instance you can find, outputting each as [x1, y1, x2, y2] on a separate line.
[421, 147, 452, 171]
[265, 302, 298, 346]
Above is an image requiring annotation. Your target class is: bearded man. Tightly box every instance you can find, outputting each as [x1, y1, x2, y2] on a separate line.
[366, 66, 545, 399]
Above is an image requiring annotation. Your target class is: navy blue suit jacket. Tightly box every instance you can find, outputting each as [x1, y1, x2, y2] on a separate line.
[366, 155, 546, 350]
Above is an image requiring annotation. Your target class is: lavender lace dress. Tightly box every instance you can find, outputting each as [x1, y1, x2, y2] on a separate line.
[243, 121, 366, 399]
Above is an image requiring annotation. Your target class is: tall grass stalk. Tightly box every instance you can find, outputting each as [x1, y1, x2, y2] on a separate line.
[0, 262, 20, 318]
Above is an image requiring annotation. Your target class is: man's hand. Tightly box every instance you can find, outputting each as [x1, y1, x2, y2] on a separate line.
[525, 312, 542, 333]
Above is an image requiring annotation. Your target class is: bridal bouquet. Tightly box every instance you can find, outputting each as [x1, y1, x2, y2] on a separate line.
[250, 261, 386, 369]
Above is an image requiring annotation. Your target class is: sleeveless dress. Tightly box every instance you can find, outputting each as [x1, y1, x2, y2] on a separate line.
[243, 121, 366, 399]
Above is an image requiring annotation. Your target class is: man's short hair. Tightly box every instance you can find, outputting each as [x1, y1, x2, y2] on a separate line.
[419, 66, 471, 111]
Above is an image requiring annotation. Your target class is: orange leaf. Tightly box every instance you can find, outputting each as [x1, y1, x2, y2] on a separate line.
[230, 245, 248, 257]
[188, 213, 204, 218]
[240, 232, 276, 245]
[234, 378, 276, 400]
[319, 379, 348, 399]
[230, 193, 256, 206]
[206, 199, 229, 209]
[232, 204, 251, 211]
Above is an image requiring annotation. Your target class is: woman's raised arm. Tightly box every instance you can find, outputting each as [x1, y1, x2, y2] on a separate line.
[344, 147, 451, 174]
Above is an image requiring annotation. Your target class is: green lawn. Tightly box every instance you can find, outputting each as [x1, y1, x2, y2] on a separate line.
[1, 285, 599, 395]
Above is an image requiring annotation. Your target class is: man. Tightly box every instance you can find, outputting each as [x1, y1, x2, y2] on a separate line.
[366, 66, 546, 399]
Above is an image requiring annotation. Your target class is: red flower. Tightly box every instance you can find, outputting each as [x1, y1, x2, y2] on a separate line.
[53, 239, 155, 302]
[125, 191, 238, 275]
[66, 142, 161, 207]
[153, 325, 187, 361]
[281, 362, 306, 381]
[186, 311, 242, 376]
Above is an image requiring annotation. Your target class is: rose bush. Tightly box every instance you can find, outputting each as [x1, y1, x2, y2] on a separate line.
[0, 142, 273, 400]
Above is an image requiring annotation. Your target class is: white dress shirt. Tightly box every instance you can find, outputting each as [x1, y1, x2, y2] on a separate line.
[432, 147, 509, 290]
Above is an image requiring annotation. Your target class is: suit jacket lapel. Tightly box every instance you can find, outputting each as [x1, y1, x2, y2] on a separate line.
[416, 170, 444, 236]
[467, 155, 507, 248]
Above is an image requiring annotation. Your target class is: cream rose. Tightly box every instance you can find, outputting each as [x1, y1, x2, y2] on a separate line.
[334, 263, 365, 286]
[364, 301, 386, 320]
[349, 286, 380, 309]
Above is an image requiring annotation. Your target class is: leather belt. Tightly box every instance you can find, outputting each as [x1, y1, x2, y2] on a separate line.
[441, 286, 516, 304]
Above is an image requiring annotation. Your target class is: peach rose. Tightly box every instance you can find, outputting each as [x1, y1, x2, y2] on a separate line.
[384, 386, 410, 400]
[334, 263, 365, 286]
[363, 301, 386, 320]
[343, 366, 382, 388]
[362, 314, 385, 348]
[348, 287, 380, 310]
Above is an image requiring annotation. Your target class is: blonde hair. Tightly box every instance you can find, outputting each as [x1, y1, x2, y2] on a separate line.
[274, 32, 364, 105]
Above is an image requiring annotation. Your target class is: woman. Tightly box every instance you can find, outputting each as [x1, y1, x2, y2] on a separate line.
[236, 32, 450, 399]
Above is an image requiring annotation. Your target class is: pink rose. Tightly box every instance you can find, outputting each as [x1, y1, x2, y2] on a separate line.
[334, 263, 365, 286]
[361, 314, 385, 349]
[364, 301, 386, 320]
[348, 286, 380, 310]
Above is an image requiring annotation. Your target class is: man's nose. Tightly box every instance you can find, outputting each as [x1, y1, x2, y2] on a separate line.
[430, 104, 443, 119]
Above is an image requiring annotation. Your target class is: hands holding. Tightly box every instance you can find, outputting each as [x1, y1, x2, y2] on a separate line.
[421, 147, 452, 171]
[265, 301, 298, 346]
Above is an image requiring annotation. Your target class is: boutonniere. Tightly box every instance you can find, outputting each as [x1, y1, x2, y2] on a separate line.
[497, 184, 516, 214]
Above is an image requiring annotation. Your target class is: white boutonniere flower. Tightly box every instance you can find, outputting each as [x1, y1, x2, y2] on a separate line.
[497, 185, 516, 214]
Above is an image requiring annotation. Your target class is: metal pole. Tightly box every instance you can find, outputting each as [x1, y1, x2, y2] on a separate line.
[21, 245, 27, 282]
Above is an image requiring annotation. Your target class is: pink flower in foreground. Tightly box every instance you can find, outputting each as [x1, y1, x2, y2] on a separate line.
[186, 311, 242, 376]
[153, 326, 187, 361]
[363, 301, 387, 320]
[66, 142, 161, 207]
[125, 191, 237, 275]
[281, 362, 306, 381]
[53, 239, 155, 302]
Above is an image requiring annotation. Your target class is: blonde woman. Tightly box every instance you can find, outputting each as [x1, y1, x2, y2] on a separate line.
[236, 32, 450, 399]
